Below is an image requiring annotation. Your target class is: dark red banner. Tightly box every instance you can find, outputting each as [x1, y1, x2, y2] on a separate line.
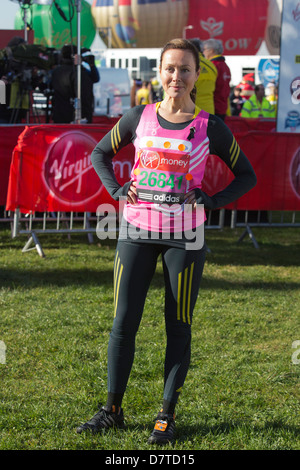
[0, 125, 25, 205]
[5, 123, 300, 214]
[186, 0, 269, 56]
[0, 117, 275, 206]
[6, 124, 131, 213]
[0, 30, 34, 49]
[231, 131, 300, 211]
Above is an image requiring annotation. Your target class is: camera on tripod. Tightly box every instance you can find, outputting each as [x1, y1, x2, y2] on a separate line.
[0, 42, 59, 78]
[0, 42, 59, 123]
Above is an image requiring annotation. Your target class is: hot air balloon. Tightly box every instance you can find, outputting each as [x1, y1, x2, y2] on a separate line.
[91, 0, 189, 49]
[14, 0, 96, 49]
[186, 0, 269, 55]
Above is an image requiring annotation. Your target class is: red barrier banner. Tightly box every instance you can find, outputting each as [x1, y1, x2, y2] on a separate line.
[226, 116, 276, 133]
[232, 131, 300, 211]
[0, 125, 25, 205]
[6, 125, 133, 213]
[0, 117, 274, 206]
[5, 125, 300, 214]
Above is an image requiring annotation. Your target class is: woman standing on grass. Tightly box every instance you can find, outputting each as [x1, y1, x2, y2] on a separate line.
[76, 38, 256, 444]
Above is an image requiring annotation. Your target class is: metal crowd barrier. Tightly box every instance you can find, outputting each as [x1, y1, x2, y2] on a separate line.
[10, 209, 101, 257]
[230, 209, 300, 249]
[1, 209, 299, 257]
[1, 208, 226, 257]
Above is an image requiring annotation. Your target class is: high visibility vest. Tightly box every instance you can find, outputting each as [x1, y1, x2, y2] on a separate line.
[136, 88, 151, 105]
[240, 95, 275, 118]
[9, 80, 29, 110]
[195, 54, 217, 114]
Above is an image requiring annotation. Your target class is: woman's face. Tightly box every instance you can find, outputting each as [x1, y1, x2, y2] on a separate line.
[160, 49, 199, 100]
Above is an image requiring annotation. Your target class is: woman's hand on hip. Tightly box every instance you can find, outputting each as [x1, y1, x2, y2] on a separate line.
[184, 189, 197, 210]
[127, 181, 138, 204]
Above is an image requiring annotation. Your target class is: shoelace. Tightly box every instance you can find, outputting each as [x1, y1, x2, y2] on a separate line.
[89, 407, 117, 429]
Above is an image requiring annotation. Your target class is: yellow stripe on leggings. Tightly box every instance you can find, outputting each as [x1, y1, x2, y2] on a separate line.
[114, 253, 123, 317]
[177, 271, 182, 321]
[177, 262, 195, 325]
[182, 267, 188, 323]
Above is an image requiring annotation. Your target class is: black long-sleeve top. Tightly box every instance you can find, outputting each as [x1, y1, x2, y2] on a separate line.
[91, 105, 257, 211]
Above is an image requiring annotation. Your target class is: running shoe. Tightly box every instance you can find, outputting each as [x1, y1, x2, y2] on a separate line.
[76, 405, 125, 434]
[148, 411, 175, 444]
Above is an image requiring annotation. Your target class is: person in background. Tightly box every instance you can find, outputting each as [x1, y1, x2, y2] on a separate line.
[135, 80, 153, 105]
[237, 73, 255, 101]
[230, 86, 245, 116]
[202, 38, 231, 120]
[147, 80, 154, 103]
[130, 78, 142, 108]
[240, 83, 276, 118]
[265, 81, 278, 115]
[0, 36, 29, 123]
[150, 78, 161, 102]
[51, 45, 100, 124]
[51, 44, 76, 123]
[78, 48, 100, 123]
[76, 38, 256, 445]
[190, 38, 217, 115]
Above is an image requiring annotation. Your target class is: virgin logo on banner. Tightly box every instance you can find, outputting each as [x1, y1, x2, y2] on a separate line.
[43, 131, 102, 207]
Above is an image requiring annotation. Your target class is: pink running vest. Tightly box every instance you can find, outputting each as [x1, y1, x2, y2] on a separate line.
[123, 103, 210, 233]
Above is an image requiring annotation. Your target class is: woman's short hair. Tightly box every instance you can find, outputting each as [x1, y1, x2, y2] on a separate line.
[160, 38, 200, 72]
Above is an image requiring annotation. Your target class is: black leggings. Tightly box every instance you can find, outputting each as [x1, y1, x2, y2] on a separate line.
[107, 239, 206, 406]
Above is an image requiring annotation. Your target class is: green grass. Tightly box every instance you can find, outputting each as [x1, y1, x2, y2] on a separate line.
[0, 226, 299, 450]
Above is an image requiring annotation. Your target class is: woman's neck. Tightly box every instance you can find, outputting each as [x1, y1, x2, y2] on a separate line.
[158, 97, 195, 123]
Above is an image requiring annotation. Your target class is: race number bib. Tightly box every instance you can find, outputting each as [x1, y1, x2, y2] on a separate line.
[134, 149, 191, 205]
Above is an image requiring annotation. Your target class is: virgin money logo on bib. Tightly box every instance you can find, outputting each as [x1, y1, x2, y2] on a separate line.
[139, 150, 189, 173]
[44, 131, 100, 205]
[140, 150, 160, 169]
